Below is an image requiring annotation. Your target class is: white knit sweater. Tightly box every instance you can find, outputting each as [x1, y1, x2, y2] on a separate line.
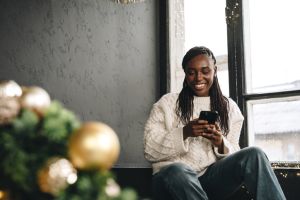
[144, 93, 244, 176]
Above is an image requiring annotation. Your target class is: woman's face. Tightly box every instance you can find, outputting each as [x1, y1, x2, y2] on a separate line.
[185, 54, 216, 97]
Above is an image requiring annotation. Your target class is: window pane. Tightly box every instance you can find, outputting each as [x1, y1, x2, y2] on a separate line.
[244, 0, 300, 93]
[173, 0, 229, 96]
[247, 97, 300, 161]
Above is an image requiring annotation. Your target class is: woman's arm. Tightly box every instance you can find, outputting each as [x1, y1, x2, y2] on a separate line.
[144, 103, 189, 163]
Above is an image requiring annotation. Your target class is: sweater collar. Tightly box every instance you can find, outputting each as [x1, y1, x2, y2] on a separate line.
[193, 95, 210, 105]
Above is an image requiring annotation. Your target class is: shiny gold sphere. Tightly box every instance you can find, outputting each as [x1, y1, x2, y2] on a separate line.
[37, 157, 77, 196]
[68, 122, 120, 170]
[20, 86, 51, 116]
[0, 80, 22, 98]
[0, 190, 10, 200]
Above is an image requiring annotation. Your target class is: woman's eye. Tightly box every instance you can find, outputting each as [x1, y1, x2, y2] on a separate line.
[188, 71, 195, 75]
[202, 68, 210, 74]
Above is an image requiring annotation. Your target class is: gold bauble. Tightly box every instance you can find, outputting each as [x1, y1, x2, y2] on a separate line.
[0, 97, 20, 125]
[0, 80, 22, 98]
[20, 86, 51, 116]
[0, 190, 10, 200]
[68, 122, 120, 170]
[37, 157, 77, 196]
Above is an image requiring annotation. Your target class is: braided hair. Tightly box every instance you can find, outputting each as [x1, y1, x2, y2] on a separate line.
[175, 46, 229, 135]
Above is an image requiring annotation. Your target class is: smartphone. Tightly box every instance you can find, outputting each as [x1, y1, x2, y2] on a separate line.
[199, 111, 218, 124]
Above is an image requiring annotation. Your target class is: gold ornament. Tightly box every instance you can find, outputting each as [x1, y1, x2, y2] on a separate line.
[20, 86, 51, 116]
[0, 97, 20, 125]
[0, 80, 22, 98]
[0, 190, 10, 200]
[37, 157, 77, 196]
[68, 122, 120, 170]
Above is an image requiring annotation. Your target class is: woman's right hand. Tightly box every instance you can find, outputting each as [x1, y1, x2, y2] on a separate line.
[183, 119, 212, 140]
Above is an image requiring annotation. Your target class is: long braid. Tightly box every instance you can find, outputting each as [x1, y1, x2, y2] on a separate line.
[175, 79, 194, 125]
[209, 76, 229, 135]
[175, 46, 229, 135]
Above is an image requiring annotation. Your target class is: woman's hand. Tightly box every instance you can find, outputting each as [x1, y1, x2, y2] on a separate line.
[183, 120, 224, 149]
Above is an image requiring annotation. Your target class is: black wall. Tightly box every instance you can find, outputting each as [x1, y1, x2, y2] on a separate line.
[0, 0, 158, 168]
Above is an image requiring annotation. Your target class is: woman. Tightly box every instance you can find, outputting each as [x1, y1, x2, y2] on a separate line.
[144, 46, 286, 200]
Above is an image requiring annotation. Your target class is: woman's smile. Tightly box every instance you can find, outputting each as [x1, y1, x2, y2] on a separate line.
[194, 83, 206, 90]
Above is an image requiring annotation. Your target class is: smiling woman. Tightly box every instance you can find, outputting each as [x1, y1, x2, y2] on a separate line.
[176, 47, 229, 135]
[143, 46, 286, 200]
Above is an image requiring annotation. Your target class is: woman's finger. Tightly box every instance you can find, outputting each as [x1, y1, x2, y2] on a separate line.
[202, 132, 214, 139]
[215, 123, 221, 131]
[197, 120, 209, 125]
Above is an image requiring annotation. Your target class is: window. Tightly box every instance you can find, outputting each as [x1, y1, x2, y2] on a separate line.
[244, 0, 300, 94]
[247, 97, 300, 161]
[228, 0, 300, 163]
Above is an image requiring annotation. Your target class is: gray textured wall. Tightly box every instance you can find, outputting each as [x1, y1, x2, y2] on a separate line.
[0, 0, 158, 167]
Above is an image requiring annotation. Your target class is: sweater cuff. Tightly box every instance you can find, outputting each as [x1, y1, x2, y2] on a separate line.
[214, 136, 231, 158]
[173, 127, 189, 155]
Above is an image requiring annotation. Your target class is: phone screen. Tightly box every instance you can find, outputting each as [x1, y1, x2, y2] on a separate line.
[199, 111, 218, 124]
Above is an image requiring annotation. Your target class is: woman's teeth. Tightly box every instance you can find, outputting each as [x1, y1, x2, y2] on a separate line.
[195, 83, 205, 89]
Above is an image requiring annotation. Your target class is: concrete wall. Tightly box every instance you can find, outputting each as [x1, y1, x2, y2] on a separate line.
[0, 0, 158, 167]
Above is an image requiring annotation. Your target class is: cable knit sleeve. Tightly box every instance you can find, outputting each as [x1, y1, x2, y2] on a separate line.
[214, 98, 244, 158]
[144, 95, 189, 163]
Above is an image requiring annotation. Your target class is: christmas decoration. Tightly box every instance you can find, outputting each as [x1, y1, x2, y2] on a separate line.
[0, 190, 10, 200]
[20, 86, 51, 116]
[37, 157, 77, 196]
[0, 80, 22, 98]
[0, 80, 22, 124]
[0, 97, 20, 125]
[105, 178, 121, 198]
[0, 80, 137, 200]
[68, 122, 120, 170]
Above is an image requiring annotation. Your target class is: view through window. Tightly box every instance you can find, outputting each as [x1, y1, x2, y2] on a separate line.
[244, 0, 300, 162]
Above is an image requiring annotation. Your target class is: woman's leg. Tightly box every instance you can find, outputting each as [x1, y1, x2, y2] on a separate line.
[152, 162, 209, 200]
[199, 146, 286, 200]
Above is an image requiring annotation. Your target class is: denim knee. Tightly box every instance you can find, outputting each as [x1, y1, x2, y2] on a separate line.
[238, 146, 270, 174]
[162, 162, 194, 175]
[153, 163, 209, 200]
[244, 146, 268, 161]
[160, 163, 197, 184]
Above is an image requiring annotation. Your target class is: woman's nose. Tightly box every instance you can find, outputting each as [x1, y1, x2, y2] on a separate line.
[196, 72, 203, 80]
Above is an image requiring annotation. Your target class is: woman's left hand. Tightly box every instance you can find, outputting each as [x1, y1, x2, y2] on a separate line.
[201, 123, 223, 149]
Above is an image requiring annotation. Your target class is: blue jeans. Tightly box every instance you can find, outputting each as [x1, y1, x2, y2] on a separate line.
[152, 147, 286, 200]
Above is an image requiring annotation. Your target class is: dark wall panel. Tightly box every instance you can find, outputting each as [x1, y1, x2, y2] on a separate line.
[0, 0, 157, 167]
